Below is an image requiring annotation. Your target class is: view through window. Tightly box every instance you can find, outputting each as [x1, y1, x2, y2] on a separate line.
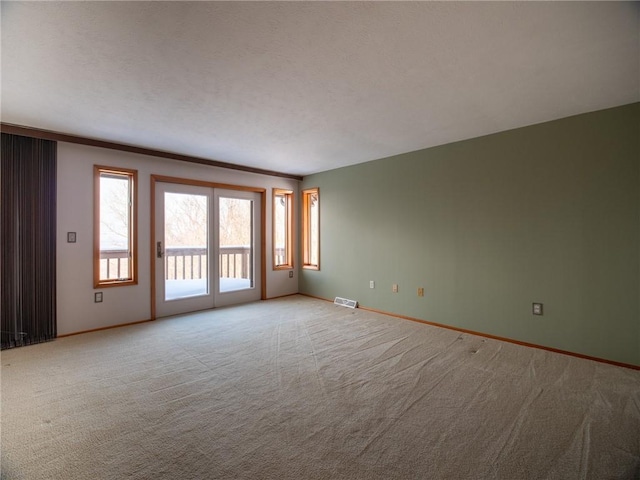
[219, 197, 254, 292]
[94, 166, 137, 287]
[163, 192, 209, 300]
[273, 189, 293, 269]
[302, 188, 319, 269]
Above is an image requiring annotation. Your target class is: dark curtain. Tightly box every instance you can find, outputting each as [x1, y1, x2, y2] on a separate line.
[1, 133, 57, 349]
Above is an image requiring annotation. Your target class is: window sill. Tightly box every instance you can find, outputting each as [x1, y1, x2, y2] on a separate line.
[94, 279, 138, 289]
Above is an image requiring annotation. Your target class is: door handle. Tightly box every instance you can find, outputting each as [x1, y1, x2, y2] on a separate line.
[157, 241, 164, 259]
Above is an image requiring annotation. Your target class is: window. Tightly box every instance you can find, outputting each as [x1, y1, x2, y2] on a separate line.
[94, 166, 138, 287]
[273, 188, 293, 269]
[302, 187, 319, 270]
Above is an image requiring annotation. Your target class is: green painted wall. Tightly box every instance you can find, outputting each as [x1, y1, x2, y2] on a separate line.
[301, 103, 640, 366]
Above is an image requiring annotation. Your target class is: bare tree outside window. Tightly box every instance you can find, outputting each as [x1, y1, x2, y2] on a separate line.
[218, 197, 253, 285]
[161, 193, 254, 294]
[164, 193, 208, 248]
[218, 197, 252, 246]
[99, 175, 130, 252]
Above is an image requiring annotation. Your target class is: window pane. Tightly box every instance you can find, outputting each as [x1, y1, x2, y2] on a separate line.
[164, 192, 208, 300]
[302, 188, 319, 269]
[99, 174, 131, 281]
[274, 194, 286, 263]
[94, 166, 137, 287]
[309, 192, 319, 266]
[273, 189, 292, 268]
[219, 197, 254, 292]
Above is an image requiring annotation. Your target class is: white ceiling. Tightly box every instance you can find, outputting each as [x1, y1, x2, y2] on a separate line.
[2, 2, 638, 177]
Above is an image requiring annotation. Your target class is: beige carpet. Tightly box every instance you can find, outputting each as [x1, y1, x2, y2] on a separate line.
[1, 295, 639, 479]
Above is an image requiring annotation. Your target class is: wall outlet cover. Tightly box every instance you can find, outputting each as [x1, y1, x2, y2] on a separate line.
[95, 292, 103, 303]
[532, 303, 543, 315]
[289, 271, 294, 278]
[67, 232, 77, 243]
[392, 284, 398, 293]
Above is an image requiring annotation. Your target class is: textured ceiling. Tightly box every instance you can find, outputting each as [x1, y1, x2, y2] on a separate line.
[2, 2, 638, 176]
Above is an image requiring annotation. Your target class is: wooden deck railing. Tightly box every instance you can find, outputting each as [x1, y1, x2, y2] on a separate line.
[100, 249, 130, 280]
[164, 247, 208, 281]
[214, 245, 251, 281]
[100, 246, 254, 281]
[274, 247, 286, 267]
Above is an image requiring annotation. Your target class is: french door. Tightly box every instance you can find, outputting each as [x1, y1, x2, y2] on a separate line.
[213, 189, 262, 307]
[154, 181, 261, 318]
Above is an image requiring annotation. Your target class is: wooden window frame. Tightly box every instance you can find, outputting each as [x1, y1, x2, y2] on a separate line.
[94, 165, 138, 288]
[302, 187, 320, 270]
[272, 188, 294, 270]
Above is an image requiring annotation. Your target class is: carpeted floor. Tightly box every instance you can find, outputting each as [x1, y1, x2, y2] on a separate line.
[1, 295, 639, 479]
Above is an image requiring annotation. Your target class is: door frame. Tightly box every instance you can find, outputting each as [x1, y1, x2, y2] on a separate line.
[150, 174, 266, 320]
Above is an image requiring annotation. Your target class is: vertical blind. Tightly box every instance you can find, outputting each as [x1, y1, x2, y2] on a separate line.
[1, 133, 57, 349]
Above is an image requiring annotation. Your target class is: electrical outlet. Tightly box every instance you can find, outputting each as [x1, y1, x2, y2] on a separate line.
[418, 287, 424, 297]
[532, 303, 543, 315]
[392, 284, 398, 293]
[370, 281, 375, 289]
[95, 292, 103, 303]
[289, 271, 294, 278]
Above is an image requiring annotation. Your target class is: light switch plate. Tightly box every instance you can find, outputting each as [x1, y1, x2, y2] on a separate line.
[95, 292, 103, 303]
[67, 232, 77, 243]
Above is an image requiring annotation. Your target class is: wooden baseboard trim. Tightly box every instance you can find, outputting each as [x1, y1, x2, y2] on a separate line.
[265, 292, 300, 301]
[299, 293, 640, 371]
[57, 319, 154, 338]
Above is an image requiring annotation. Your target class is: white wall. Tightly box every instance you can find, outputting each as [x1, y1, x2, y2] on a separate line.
[57, 142, 299, 335]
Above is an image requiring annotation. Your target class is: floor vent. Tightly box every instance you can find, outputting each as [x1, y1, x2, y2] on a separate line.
[334, 297, 358, 309]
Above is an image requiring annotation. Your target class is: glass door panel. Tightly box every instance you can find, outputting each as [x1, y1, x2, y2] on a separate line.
[214, 190, 261, 307]
[164, 192, 209, 300]
[154, 183, 214, 318]
[218, 197, 253, 293]
[154, 183, 261, 316]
